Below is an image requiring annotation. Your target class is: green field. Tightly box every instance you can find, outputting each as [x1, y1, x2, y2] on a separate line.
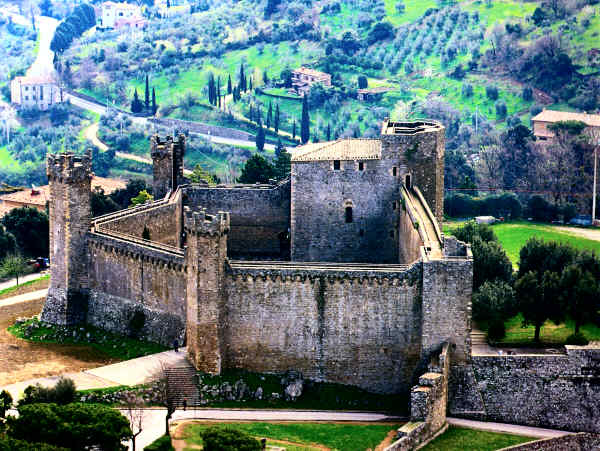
[422, 426, 535, 451]
[461, 0, 538, 29]
[385, 0, 438, 26]
[180, 422, 402, 451]
[497, 313, 600, 345]
[491, 222, 600, 265]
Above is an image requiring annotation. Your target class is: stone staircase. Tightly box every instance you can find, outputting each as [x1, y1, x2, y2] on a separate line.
[164, 363, 201, 407]
[471, 330, 488, 346]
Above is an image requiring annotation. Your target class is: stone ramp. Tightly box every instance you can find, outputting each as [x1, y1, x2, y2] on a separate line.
[402, 186, 442, 259]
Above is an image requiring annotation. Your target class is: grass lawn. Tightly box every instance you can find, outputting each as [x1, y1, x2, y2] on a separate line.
[0, 145, 21, 169]
[490, 221, 600, 265]
[180, 421, 401, 451]
[0, 275, 49, 300]
[461, 0, 538, 30]
[385, 0, 438, 26]
[9, 317, 166, 360]
[422, 426, 536, 451]
[497, 313, 600, 345]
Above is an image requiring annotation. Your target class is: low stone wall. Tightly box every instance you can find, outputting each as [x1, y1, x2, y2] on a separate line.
[150, 117, 254, 142]
[451, 346, 600, 433]
[385, 343, 450, 451]
[498, 433, 600, 451]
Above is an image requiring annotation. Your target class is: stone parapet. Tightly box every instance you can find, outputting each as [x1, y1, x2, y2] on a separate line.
[183, 206, 230, 237]
[46, 151, 92, 184]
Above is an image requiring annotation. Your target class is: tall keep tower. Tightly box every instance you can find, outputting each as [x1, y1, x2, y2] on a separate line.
[151, 134, 185, 200]
[41, 151, 92, 325]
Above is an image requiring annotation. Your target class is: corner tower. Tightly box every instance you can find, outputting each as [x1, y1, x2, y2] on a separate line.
[380, 119, 445, 223]
[151, 134, 185, 200]
[41, 151, 92, 325]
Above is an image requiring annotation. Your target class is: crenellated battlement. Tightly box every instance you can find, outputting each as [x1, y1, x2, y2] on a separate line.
[46, 151, 92, 183]
[183, 206, 230, 237]
[150, 134, 185, 159]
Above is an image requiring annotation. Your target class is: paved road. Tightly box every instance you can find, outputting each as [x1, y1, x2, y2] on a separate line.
[446, 417, 569, 439]
[0, 289, 47, 307]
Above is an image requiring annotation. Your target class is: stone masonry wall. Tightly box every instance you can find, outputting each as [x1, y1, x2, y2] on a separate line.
[99, 201, 180, 246]
[498, 433, 600, 451]
[455, 346, 600, 433]
[291, 157, 402, 264]
[223, 262, 423, 394]
[183, 181, 290, 258]
[86, 233, 187, 346]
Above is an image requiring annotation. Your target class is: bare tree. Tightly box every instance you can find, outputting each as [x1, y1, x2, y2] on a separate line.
[123, 393, 145, 451]
[476, 144, 503, 190]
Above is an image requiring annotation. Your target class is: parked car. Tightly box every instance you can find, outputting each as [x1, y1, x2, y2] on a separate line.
[569, 215, 592, 226]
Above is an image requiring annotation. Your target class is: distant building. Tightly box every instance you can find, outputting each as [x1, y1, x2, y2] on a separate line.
[357, 87, 393, 102]
[0, 176, 126, 217]
[531, 109, 600, 141]
[10, 75, 62, 110]
[99, 2, 147, 30]
[156, 0, 191, 17]
[291, 67, 331, 96]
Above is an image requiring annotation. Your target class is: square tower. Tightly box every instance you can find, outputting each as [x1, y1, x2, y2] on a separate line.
[151, 134, 186, 200]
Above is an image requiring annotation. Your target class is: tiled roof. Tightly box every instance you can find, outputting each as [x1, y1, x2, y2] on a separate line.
[292, 67, 330, 78]
[531, 109, 600, 127]
[12, 75, 57, 85]
[0, 176, 127, 207]
[292, 139, 381, 162]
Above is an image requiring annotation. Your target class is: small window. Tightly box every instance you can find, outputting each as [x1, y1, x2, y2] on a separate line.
[333, 160, 341, 170]
[392, 201, 397, 210]
[405, 174, 412, 189]
[24, 96, 28, 100]
[359, 229, 364, 237]
[392, 167, 397, 177]
[358, 162, 364, 171]
[25, 86, 29, 91]
[390, 230, 394, 238]
[345, 206, 353, 223]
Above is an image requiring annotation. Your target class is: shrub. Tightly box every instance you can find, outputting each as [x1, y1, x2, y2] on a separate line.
[495, 100, 507, 119]
[144, 435, 175, 451]
[452, 220, 497, 244]
[129, 310, 145, 337]
[0, 436, 67, 451]
[522, 86, 533, 101]
[472, 280, 516, 323]
[19, 377, 76, 406]
[566, 332, 589, 346]
[487, 319, 506, 341]
[357, 75, 368, 89]
[200, 427, 261, 451]
[527, 195, 556, 222]
[461, 83, 473, 97]
[485, 85, 499, 100]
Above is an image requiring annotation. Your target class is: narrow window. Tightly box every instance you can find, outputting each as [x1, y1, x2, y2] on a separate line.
[390, 230, 394, 238]
[345, 206, 353, 223]
[358, 161, 364, 171]
[393, 201, 397, 210]
[334, 160, 341, 170]
[392, 167, 397, 176]
[359, 229, 364, 237]
[405, 174, 412, 189]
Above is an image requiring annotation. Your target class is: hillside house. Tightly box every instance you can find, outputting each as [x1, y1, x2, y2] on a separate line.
[531, 109, 600, 141]
[291, 67, 331, 96]
[99, 2, 147, 30]
[156, 0, 191, 17]
[357, 87, 393, 101]
[10, 75, 62, 110]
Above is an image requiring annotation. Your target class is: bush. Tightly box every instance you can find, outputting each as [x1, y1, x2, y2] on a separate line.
[527, 195, 556, 222]
[19, 377, 76, 406]
[566, 332, 589, 346]
[451, 220, 497, 244]
[487, 319, 506, 341]
[445, 193, 523, 219]
[144, 435, 174, 451]
[461, 83, 473, 97]
[200, 427, 261, 451]
[485, 85, 499, 100]
[522, 86, 533, 101]
[495, 100, 507, 119]
[0, 436, 67, 451]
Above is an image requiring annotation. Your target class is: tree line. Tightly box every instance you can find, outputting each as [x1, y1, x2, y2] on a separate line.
[453, 221, 600, 344]
[50, 3, 95, 54]
[131, 74, 158, 116]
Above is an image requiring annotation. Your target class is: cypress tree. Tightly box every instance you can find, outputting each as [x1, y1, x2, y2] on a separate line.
[239, 64, 246, 92]
[207, 72, 215, 105]
[274, 104, 280, 133]
[144, 74, 150, 112]
[131, 89, 142, 114]
[326, 123, 331, 141]
[256, 120, 265, 152]
[152, 87, 157, 115]
[249, 76, 253, 91]
[292, 119, 296, 139]
[217, 76, 221, 108]
[300, 94, 310, 144]
[227, 74, 232, 95]
[267, 102, 272, 129]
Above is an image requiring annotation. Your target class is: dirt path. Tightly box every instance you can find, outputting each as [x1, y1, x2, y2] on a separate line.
[0, 299, 117, 386]
[553, 226, 600, 242]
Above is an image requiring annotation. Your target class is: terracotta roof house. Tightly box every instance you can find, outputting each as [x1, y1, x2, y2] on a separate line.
[531, 109, 600, 141]
[10, 75, 63, 110]
[291, 67, 331, 96]
[0, 176, 126, 217]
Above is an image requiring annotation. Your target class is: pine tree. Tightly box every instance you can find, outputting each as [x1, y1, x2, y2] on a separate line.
[256, 120, 266, 152]
[227, 74, 232, 95]
[274, 140, 291, 180]
[292, 119, 296, 139]
[144, 74, 150, 112]
[274, 104, 280, 133]
[300, 94, 310, 144]
[151, 87, 157, 115]
[267, 102, 273, 129]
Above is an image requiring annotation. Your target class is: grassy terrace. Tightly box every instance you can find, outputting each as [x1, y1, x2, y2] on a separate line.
[422, 426, 536, 451]
[178, 422, 402, 451]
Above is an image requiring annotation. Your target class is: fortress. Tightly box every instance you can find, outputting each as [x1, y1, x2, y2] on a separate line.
[41, 119, 600, 440]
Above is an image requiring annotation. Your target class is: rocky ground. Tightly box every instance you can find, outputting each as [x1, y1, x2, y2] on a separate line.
[0, 298, 117, 385]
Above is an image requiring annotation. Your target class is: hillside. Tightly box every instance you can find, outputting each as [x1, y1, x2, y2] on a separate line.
[2, 0, 599, 183]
